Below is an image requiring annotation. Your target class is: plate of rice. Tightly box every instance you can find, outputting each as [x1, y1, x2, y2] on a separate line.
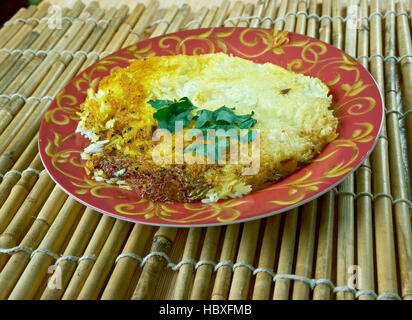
[39, 27, 383, 227]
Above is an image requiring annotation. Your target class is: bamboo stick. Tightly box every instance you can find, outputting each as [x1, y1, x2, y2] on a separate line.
[260, 0, 277, 29]
[250, 0, 266, 28]
[132, 227, 177, 300]
[251, 216, 281, 299]
[319, 0, 331, 43]
[354, 0, 375, 300]
[167, 4, 191, 33]
[294, 0, 307, 34]
[313, 192, 335, 300]
[0, 134, 39, 207]
[38, 6, 118, 91]
[289, 8, 316, 299]
[90, 4, 134, 53]
[270, 0, 301, 300]
[369, 0, 399, 299]
[8, 197, 84, 300]
[201, 6, 218, 28]
[186, 7, 208, 30]
[0, 186, 67, 299]
[40, 207, 102, 300]
[272, 209, 299, 300]
[0, 22, 47, 84]
[62, 215, 129, 301]
[29, 2, 123, 108]
[211, 0, 230, 27]
[43, 6, 120, 84]
[223, 1, 244, 27]
[390, 0, 412, 300]
[151, 229, 191, 300]
[399, 2, 412, 182]
[102, 3, 145, 50]
[336, 184, 355, 300]
[211, 224, 241, 300]
[0, 172, 54, 271]
[172, 228, 203, 299]
[61, 214, 114, 299]
[284, 0, 299, 32]
[69, 5, 130, 69]
[151, 5, 179, 37]
[237, 3, 254, 28]
[292, 203, 317, 300]
[274, 0, 288, 30]
[335, 0, 357, 301]
[189, 227, 221, 299]
[331, 0, 343, 49]
[306, 0, 318, 37]
[308, 6, 334, 298]
[124, 0, 158, 44]
[101, 223, 153, 299]
[40, 6, 110, 87]
[228, 220, 261, 300]
[0, 154, 43, 234]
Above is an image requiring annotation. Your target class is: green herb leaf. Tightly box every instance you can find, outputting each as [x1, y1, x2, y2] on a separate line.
[213, 106, 237, 124]
[196, 109, 214, 128]
[147, 99, 173, 109]
[148, 97, 258, 161]
[151, 97, 197, 132]
[237, 118, 257, 129]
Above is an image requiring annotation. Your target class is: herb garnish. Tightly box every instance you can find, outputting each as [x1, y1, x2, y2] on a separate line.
[148, 97, 197, 132]
[194, 106, 256, 131]
[148, 97, 257, 161]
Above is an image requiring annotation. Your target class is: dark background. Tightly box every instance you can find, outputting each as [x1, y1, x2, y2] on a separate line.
[0, 0, 42, 25]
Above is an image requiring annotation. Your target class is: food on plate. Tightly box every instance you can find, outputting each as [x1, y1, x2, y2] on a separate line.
[76, 52, 338, 203]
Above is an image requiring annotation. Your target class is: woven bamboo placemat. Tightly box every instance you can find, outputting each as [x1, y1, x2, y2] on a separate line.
[0, 0, 411, 300]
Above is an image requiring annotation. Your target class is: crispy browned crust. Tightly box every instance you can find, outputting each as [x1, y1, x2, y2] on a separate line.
[90, 154, 214, 203]
[89, 152, 308, 203]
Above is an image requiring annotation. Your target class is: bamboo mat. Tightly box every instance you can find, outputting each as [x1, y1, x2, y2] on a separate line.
[0, 0, 411, 301]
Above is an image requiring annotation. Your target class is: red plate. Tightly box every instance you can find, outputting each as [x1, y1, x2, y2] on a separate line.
[39, 28, 383, 227]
